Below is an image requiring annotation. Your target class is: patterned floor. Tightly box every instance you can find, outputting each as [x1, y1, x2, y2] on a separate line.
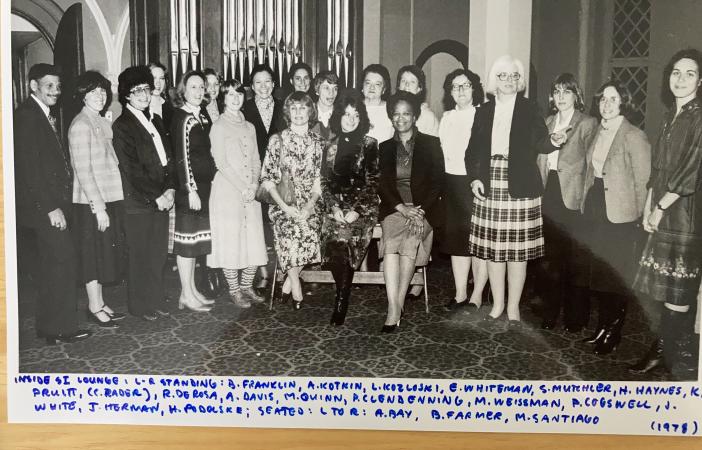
[16, 253, 696, 382]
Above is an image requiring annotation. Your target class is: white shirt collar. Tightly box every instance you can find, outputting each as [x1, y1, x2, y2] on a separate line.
[31, 94, 51, 118]
[127, 103, 150, 121]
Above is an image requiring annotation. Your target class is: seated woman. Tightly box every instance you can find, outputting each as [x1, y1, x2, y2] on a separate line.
[396, 65, 439, 136]
[170, 70, 217, 312]
[208, 79, 268, 308]
[631, 48, 702, 379]
[580, 80, 650, 354]
[321, 94, 380, 326]
[378, 91, 444, 332]
[113, 65, 176, 322]
[259, 91, 325, 309]
[68, 70, 126, 327]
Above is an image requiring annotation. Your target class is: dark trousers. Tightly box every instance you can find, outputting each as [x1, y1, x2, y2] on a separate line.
[124, 211, 169, 316]
[32, 219, 79, 335]
[539, 172, 589, 326]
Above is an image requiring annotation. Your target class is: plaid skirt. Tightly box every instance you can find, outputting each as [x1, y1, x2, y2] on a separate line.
[468, 155, 544, 262]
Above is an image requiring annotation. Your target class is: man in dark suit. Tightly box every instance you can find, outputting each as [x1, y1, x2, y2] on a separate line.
[14, 63, 91, 344]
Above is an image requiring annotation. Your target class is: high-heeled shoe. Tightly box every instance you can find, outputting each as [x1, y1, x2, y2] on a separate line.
[87, 309, 119, 329]
[381, 319, 400, 333]
[292, 298, 303, 310]
[178, 295, 212, 312]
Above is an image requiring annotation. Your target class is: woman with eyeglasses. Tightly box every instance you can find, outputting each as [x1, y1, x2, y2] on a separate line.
[69, 71, 127, 328]
[630, 49, 702, 379]
[113, 66, 176, 322]
[439, 68, 489, 314]
[466, 55, 567, 328]
[580, 80, 651, 355]
[170, 70, 217, 313]
[535, 73, 598, 332]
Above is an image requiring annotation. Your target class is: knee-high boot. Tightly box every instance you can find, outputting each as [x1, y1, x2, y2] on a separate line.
[594, 293, 627, 355]
[330, 262, 353, 326]
[660, 307, 699, 380]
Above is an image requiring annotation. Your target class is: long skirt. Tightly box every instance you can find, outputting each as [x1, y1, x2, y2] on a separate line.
[73, 201, 125, 284]
[633, 229, 702, 307]
[441, 173, 472, 256]
[468, 155, 544, 262]
[379, 209, 433, 266]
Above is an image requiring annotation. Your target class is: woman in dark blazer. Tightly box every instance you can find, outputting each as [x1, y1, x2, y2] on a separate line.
[242, 64, 287, 293]
[113, 66, 176, 321]
[536, 73, 598, 332]
[378, 91, 444, 332]
[466, 55, 566, 327]
[581, 80, 651, 355]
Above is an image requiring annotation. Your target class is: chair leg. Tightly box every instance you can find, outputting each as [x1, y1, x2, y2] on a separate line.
[269, 259, 277, 311]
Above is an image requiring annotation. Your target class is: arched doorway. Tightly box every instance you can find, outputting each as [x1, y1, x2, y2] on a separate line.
[416, 40, 468, 118]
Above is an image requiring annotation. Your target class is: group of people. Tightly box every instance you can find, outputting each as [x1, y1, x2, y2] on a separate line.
[14, 48, 701, 380]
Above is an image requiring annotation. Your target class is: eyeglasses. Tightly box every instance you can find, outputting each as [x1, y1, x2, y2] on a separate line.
[130, 85, 152, 96]
[497, 72, 521, 81]
[451, 83, 472, 92]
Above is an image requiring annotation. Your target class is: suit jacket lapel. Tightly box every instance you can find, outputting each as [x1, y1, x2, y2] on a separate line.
[607, 118, 630, 161]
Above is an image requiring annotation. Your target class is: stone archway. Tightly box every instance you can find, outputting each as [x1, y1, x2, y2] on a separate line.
[415, 39, 468, 71]
[11, 0, 64, 49]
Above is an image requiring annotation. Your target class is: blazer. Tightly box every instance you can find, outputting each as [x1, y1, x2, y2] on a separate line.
[536, 110, 598, 210]
[112, 107, 176, 214]
[68, 107, 123, 211]
[378, 131, 445, 228]
[465, 96, 558, 198]
[582, 117, 651, 223]
[13, 97, 73, 227]
[242, 98, 286, 162]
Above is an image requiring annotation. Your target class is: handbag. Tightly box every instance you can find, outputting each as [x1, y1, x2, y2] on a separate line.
[255, 141, 297, 206]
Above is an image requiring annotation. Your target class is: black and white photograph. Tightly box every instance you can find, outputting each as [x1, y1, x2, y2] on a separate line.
[6, 0, 702, 407]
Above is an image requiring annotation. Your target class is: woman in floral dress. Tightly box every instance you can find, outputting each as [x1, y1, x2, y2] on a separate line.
[259, 91, 324, 310]
[321, 94, 380, 326]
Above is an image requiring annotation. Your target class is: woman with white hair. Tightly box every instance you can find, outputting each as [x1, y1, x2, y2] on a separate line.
[466, 55, 567, 327]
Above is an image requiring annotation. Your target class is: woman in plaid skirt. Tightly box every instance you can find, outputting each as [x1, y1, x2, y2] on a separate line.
[466, 55, 567, 326]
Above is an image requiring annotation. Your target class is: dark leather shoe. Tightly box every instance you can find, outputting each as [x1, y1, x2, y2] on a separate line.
[141, 312, 158, 321]
[39, 329, 92, 345]
[106, 310, 126, 321]
[87, 309, 119, 329]
[443, 298, 468, 312]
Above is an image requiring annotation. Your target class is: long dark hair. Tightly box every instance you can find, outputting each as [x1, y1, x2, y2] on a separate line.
[661, 48, 702, 107]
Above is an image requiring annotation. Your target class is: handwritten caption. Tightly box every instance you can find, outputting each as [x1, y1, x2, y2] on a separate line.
[11, 375, 701, 435]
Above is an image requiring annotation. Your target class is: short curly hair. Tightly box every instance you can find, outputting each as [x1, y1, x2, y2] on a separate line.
[117, 65, 154, 106]
[442, 68, 484, 111]
[329, 93, 370, 136]
[172, 70, 206, 108]
[283, 91, 318, 126]
[74, 70, 112, 111]
[386, 91, 421, 121]
[361, 64, 392, 101]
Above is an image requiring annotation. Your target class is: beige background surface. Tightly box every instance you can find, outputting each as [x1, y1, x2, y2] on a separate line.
[0, 110, 698, 449]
